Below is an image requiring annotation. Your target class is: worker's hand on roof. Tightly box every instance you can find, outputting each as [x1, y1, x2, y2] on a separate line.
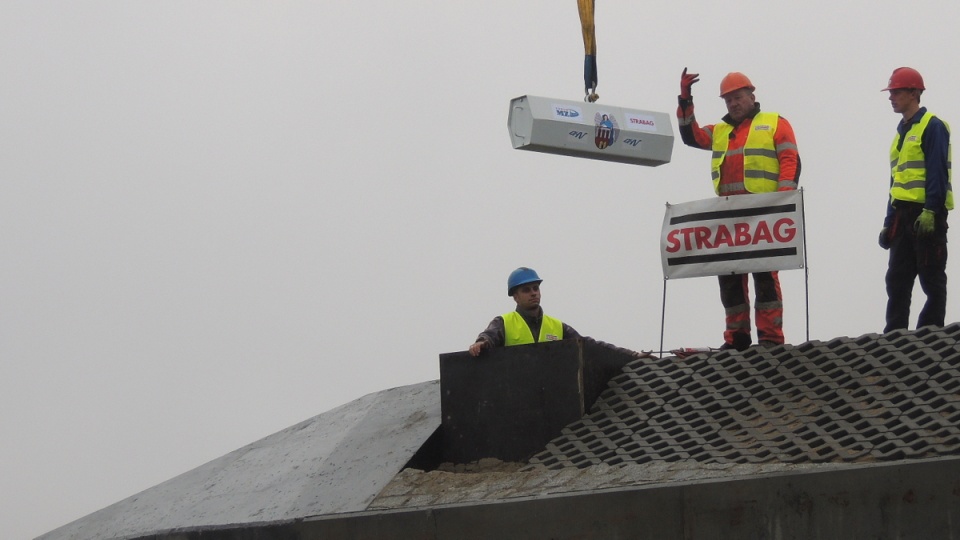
[468, 340, 488, 357]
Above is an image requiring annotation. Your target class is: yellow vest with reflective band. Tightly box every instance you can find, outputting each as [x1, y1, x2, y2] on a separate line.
[711, 112, 781, 195]
[503, 311, 563, 346]
[889, 112, 954, 210]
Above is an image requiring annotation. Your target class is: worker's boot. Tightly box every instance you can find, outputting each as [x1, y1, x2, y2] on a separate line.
[719, 332, 752, 352]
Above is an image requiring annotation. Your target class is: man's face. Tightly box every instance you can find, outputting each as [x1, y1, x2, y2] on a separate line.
[888, 88, 917, 115]
[512, 283, 541, 311]
[722, 88, 756, 123]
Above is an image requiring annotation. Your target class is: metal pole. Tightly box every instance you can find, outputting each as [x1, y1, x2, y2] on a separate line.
[800, 188, 811, 342]
[659, 278, 668, 359]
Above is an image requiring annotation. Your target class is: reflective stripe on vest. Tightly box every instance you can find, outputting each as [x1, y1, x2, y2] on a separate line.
[711, 112, 781, 195]
[889, 112, 954, 210]
[503, 311, 564, 346]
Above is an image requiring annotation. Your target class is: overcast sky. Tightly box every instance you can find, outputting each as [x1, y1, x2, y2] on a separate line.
[4, 1, 960, 538]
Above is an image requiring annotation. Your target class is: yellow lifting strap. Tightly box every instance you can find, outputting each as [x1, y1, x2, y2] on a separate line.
[578, 0, 598, 102]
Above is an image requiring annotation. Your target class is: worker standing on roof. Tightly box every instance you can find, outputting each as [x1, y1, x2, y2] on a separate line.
[878, 67, 952, 332]
[675, 69, 801, 352]
[468, 267, 654, 358]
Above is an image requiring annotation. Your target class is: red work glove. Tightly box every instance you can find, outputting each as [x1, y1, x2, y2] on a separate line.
[680, 67, 700, 99]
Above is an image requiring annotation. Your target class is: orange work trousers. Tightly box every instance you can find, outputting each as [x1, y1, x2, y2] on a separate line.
[718, 271, 784, 347]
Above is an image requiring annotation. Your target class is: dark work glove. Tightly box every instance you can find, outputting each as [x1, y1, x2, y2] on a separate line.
[878, 227, 891, 250]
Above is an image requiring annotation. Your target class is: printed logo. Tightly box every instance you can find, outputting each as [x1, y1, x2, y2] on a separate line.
[545, 334, 559, 341]
[625, 113, 658, 133]
[664, 218, 798, 253]
[594, 112, 619, 150]
[553, 105, 582, 120]
[754, 125, 771, 131]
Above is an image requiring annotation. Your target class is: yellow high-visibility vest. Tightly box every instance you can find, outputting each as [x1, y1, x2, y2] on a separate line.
[890, 112, 954, 210]
[503, 311, 563, 346]
[711, 112, 781, 195]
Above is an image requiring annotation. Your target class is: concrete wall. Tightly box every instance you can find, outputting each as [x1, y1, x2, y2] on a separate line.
[139, 456, 960, 540]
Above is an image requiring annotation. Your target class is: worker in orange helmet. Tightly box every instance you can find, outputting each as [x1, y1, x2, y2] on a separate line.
[879, 67, 952, 332]
[675, 69, 801, 352]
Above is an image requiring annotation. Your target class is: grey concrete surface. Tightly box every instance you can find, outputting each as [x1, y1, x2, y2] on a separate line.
[38, 381, 440, 540]
[163, 455, 960, 540]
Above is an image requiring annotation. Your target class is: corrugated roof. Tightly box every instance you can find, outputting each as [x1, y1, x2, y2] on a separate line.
[529, 324, 960, 468]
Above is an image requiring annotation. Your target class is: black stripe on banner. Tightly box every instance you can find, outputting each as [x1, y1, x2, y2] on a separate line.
[667, 247, 798, 266]
[669, 204, 797, 225]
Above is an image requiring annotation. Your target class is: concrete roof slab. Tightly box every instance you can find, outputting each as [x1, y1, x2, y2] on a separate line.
[39, 380, 440, 540]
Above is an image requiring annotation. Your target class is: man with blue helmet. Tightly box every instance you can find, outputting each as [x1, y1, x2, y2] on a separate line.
[468, 267, 653, 358]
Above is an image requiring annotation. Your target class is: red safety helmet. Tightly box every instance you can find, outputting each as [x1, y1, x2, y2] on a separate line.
[719, 72, 755, 97]
[882, 67, 925, 91]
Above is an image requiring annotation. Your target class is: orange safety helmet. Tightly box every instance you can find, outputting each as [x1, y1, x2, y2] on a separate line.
[881, 67, 925, 91]
[719, 72, 755, 97]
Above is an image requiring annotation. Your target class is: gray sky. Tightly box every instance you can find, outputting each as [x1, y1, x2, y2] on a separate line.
[3, 1, 959, 537]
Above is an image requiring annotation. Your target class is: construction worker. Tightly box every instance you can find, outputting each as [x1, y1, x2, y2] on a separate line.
[468, 267, 653, 358]
[676, 69, 801, 351]
[879, 67, 952, 332]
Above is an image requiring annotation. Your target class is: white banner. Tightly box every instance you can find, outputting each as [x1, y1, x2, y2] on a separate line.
[660, 190, 805, 279]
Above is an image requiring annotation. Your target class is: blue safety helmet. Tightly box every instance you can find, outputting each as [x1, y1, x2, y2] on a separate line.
[507, 267, 542, 296]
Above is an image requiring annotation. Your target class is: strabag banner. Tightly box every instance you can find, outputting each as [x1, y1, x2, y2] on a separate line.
[660, 190, 804, 279]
